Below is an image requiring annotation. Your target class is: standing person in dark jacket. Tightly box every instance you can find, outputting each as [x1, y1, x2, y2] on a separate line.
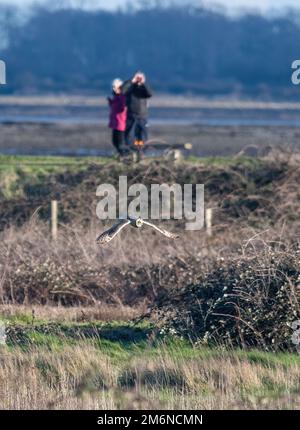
[122, 72, 153, 150]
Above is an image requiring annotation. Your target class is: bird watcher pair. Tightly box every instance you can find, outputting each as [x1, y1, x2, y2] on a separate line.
[108, 72, 152, 159]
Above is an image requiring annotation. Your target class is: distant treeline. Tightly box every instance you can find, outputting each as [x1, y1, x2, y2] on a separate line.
[0, 2, 300, 97]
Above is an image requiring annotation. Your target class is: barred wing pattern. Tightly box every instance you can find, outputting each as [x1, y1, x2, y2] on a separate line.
[142, 220, 179, 239]
[96, 219, 131, 244]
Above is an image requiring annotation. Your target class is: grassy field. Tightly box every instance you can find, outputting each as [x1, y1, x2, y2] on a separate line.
[0, 154, 109, 199]
[0, 153, 299, 410]
[1, 307, 300, 410]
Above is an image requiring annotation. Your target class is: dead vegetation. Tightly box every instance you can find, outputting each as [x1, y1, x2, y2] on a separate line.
[0, 155, 299, 350]
[1, 154, 300, 410]
[145, 241, 300, 351]
[1, 155, 299, 230]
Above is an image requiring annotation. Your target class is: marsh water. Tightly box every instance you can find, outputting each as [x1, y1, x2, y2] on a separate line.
[1, 106, 300, 127]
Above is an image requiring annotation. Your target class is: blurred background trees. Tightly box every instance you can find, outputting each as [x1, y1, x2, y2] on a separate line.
[0, 0, 299, 97]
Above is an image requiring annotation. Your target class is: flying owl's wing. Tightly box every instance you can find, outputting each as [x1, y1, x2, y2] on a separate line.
[142, 220, 179, 239]
[96, 219, 131, 244]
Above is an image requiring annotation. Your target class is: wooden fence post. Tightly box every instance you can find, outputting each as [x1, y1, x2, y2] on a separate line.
[51, 200, 58, 241]
[205, 207, 213, 237]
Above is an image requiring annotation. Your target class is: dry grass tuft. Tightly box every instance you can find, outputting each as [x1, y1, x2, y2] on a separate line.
[1, 341, 300, 410]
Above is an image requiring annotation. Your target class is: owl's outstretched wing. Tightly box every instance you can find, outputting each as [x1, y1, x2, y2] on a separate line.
[96, 219, 131, 244]
[142, 220, 179, 239]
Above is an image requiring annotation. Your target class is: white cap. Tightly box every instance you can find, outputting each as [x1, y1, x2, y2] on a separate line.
[112, 78, 123, 90]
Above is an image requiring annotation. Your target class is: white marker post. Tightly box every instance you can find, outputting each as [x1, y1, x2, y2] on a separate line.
[51, 200, 58, 241]
[0, 60, 6, 85]
[205, 208, 213, 237]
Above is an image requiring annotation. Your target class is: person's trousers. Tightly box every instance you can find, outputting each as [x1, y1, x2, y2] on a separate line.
[112, 129, 126, 155]
[125, 117, 148, 147]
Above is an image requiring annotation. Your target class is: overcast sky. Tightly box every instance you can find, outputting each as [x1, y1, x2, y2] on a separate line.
[0, 0, 299, 14]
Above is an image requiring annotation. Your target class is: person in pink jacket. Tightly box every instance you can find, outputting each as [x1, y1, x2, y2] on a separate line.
[108, 78, 128, 156]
